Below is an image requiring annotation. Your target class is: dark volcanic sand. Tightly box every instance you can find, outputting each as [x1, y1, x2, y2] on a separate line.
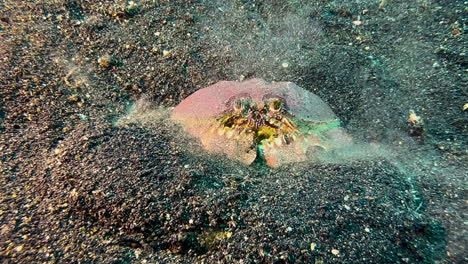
[0, 1, 466, 263]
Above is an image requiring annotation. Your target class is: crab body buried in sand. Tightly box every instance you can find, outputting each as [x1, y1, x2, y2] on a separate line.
[172, 79, 352, 167]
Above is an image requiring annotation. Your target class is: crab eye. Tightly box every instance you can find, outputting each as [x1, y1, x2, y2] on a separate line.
[226, 94, 252, 111]
[233, 99, 243, 111]
[268, 99, 282, 112]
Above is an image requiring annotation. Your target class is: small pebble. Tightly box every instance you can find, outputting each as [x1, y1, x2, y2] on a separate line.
[68, 94, 79, 102]
[98, 55, 115, 68]
[310, 242, 316, 251]
[162, 50, 171, 57]
[14, 245, 24, 252]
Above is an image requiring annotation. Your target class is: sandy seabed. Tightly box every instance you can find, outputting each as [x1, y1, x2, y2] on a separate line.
[0, 0, 466, 263]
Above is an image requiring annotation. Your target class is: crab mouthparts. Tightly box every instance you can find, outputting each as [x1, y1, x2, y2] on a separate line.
[217, 99, 299, 161]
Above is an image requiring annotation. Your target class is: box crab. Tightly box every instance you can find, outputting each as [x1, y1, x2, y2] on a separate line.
[172, 79, 352, 167]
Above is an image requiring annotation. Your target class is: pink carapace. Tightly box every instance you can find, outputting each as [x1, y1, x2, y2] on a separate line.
[172, 78, 351, 167]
